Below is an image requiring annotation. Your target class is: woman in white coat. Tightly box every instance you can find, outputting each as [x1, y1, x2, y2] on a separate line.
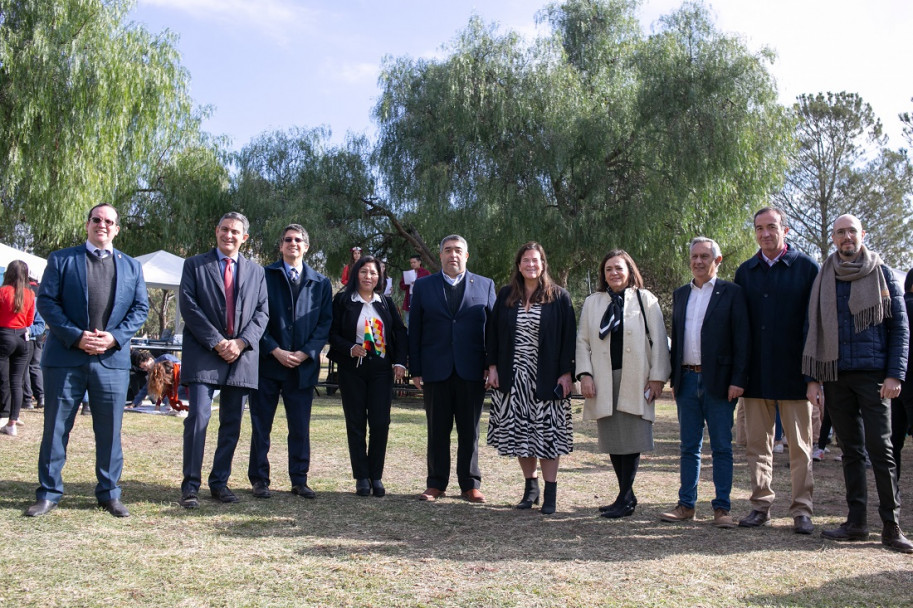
[576, 249, 671, 518]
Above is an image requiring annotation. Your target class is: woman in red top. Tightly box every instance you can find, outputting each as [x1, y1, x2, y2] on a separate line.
[147, 359, 187, 413]
[340, 246, 362, 286]
[0, 260, 35, 436]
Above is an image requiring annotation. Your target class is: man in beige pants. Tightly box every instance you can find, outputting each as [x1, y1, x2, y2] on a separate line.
[733, 207, 819, 534]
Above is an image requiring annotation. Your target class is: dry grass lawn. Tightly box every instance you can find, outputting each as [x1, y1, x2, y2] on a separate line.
[1, 390, 912, 607]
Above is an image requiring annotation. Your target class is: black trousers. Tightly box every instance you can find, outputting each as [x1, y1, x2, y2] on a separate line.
[824, 371, 900, 525]
[22, 339, 43, 405]
[338, 356, 393, 480]
[424, 372, 484, 492]
[0, 328, 29, 421]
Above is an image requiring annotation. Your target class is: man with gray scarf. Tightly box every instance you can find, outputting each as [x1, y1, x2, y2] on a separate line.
[804, 214, 911, 553]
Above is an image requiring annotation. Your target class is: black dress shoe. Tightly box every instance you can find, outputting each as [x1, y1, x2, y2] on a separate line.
[99, 499, 130, 518]
[371, 479, 386, 497]
[822, 521, 869, 541]
[882, 522, 913, 553]
[291, 484, 316, 499]
[251, 481, 271, 499]
[793, 515, 814, 535]
[24, 499, 57, 517]
[355, 478, 372, 496]
[210, 486, 238, 503]
[738, 509, 771, 528]
[601, 497, 637, 519]
[179, 492, 199, 509]
[599, 500, 621, 513]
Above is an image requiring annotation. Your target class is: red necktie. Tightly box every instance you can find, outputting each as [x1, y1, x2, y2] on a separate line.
[224, 259, 235, 336]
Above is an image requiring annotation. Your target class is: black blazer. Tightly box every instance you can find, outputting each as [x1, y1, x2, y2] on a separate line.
[486, 285, 576, 402]
[328, 291, 408, 370]
[670, 278, 749, 402]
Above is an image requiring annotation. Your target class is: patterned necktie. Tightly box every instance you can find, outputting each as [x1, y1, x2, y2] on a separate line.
[224, 259, 235, 336]
[94, 248, 107, 259]
[288, 268, 299, 283]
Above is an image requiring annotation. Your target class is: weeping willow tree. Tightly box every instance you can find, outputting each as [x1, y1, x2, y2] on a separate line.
[373, 0, 790, 296]
[0, 0, 201, 254]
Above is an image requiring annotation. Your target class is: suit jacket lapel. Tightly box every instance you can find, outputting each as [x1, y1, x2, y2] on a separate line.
[703, 281, 725, 322]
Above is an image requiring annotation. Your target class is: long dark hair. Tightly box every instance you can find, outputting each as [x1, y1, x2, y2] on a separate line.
[505, 242, 558, 307]
[597, 249, 644, 292]
[2, 260, 30, 313]
[148, 360, 176, 401]
[343, 255, 383, 297]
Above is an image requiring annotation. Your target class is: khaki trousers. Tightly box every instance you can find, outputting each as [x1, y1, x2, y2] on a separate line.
[743, 398, 814, 517]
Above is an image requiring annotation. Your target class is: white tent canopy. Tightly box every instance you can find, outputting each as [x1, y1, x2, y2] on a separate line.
[136, 250, 185, 338]
[0, 242, 47, 281]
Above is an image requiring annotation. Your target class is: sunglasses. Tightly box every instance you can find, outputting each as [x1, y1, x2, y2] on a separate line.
[89, 217, 117, 227]
[283, 237, 305, 243]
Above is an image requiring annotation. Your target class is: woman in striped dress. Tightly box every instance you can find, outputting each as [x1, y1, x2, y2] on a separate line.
[486, 242, 576, 514]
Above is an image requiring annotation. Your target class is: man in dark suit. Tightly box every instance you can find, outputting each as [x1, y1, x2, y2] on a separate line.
[248, 224, 331, 500]
[178, 212, 268, 508]
[660, 237, 749, 528]
[25, 203, 149, 518]
[409, 235, 496, 503]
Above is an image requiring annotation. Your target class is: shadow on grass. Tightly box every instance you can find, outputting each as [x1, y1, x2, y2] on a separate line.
[744, 571, 913, 607]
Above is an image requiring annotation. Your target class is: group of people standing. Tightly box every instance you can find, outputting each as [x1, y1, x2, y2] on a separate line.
[15, 204, 912, 556]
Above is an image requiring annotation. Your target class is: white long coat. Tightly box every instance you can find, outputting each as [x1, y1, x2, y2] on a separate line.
[575, 288, 671, 422]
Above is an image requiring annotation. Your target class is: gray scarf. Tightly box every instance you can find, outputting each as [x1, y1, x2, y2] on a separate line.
[802, 244, 891, 382]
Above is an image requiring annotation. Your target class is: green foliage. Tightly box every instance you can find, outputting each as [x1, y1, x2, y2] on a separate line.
[0, 0, 197, 254]
[373, 0, 789, 296]
[231, 127, 377, 272]
[776, 91, 913, 267]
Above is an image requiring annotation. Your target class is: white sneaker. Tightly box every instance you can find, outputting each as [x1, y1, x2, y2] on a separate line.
[0, 424, 17, 436]
[812, 447, 825, 461]
[14, 419, 24, 426]
[773, 443, 784, 454]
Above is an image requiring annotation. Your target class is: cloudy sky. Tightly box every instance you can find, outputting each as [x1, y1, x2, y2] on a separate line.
[131, 0, 913, 149]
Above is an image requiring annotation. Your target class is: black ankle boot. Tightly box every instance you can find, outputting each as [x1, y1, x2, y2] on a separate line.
[516, 477, 540, 509]
[540, 481, 557, 515]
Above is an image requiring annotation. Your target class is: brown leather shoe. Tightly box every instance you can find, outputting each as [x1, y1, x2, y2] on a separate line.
[738, 509, 770, 527]
[713, 509, 736, 529]
[659, 504, 695, 522]
[461, 488, 486, 503]
[882, 522, 913, 553]
[419, 488, 445, 501]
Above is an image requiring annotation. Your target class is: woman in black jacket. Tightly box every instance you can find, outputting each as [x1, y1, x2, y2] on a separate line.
[328, 256, 407, 497]
[486, 242, 575, 514]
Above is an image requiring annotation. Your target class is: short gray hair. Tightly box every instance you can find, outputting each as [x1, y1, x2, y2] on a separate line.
[280, 224, 309, 246]
[439, 234, 468, 253]
[689, 236, 721, 260]
[218, 212, 250, 235]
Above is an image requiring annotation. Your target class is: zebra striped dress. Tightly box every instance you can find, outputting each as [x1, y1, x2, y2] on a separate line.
[487, 304, 573, 459]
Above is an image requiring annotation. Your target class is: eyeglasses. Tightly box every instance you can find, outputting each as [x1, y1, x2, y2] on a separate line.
[89, 217, 117, 227]
[283, 237, 305, 243]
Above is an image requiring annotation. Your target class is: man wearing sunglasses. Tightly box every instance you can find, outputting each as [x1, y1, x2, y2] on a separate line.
[248, 224, 331, 500]
[26, 204, 148, 518]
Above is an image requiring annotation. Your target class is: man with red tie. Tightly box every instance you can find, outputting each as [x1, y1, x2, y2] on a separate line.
[178, 212, 269, 509]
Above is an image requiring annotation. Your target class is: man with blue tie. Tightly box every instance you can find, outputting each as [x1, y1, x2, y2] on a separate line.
[25, 203, 149, 518]
[248, 224, 331, 499]
[178, 212, 269, 508]
[409, 235, 496, 503]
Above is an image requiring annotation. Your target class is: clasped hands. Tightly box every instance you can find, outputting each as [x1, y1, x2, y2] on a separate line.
[215, 338, 246, 363]
[273, 347, 308, 368]
[78, 330, 116, 355]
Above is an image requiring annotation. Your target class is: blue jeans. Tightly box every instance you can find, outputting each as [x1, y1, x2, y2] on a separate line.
[676, 370, 736, 511]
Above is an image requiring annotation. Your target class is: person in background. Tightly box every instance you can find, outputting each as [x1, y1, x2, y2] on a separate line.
[890, 268, 913, 481]
[486, 242, 575, 514]
[0, 260, 36, 436]
[340, 246, 362, 286]
[399, 254, 430, 326]
[147, 358, 187, 412]
[129, 349, 180, 409]
[576, 249, 671, 519]
[21, 277, 45, 411]
[329, 255, 407, 497]
[379, 258, 393, 296]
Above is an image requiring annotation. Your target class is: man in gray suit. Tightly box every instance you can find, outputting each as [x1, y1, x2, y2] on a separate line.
[178, 212, 269, 508]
